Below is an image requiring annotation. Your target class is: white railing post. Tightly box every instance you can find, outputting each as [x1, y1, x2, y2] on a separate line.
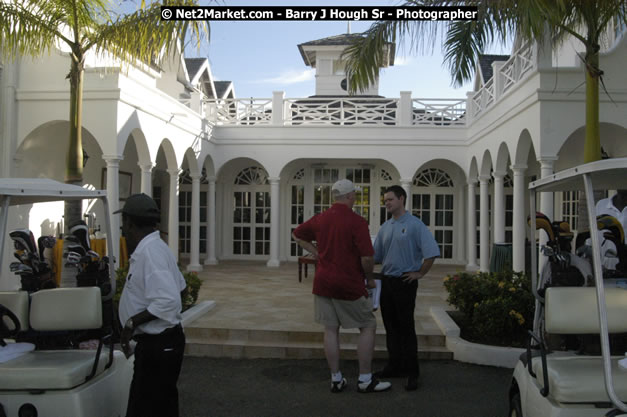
[398, 91, 412, 126]
[492, 61, 505, 101]
[465, 91, 475, 123]
[535, 31, 552, 70]
[190, 91, 201, 114]
[272, 91, 285, 125]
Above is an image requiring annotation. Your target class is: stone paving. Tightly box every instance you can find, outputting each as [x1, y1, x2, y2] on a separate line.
[188, 261, 463, 338]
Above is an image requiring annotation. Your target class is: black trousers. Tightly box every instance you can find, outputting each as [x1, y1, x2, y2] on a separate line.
[127, 324, 186, 417]
[380, 277, 419, 377]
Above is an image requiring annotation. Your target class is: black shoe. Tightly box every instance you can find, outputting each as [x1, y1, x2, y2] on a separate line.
[405, 376, 418, 391]
[331, 378, 347, 393]
[374, 367, 404, 378]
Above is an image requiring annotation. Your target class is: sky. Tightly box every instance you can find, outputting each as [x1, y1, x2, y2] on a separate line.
[181, 0, 512, 99]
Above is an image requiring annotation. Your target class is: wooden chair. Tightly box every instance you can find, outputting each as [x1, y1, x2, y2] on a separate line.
[297, 254, 316, 282]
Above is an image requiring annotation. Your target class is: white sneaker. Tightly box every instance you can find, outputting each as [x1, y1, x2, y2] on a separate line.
[357, 378, 391, 393]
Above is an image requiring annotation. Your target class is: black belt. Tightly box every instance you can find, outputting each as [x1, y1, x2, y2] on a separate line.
[133, 323, 182, 341]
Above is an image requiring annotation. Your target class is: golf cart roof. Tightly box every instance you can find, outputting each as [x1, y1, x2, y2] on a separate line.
[529, 157, 627, 193]
[0, 178, 107, 206]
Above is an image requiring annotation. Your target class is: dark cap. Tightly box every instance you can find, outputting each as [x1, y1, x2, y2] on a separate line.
[113, 193, 160, 219]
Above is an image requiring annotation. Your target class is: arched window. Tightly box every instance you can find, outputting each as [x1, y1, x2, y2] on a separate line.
[413, 168, 454, 187]
[235, 166, 268, 185]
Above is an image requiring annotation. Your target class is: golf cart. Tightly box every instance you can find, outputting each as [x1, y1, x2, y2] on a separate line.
[509, 158, 627, 417]
[0, 178, 133, 417]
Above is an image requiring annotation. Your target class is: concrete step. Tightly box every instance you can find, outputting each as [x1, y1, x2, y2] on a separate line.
[185, 327, 446, 348]
[183, 327, 452, 360]
[185, 337, 452, 360]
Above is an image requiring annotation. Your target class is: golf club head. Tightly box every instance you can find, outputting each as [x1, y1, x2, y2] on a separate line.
[9, 262, 23, 272]
[13, 264, 33, 275]
[529, 212, 555, 243]
[9, 229, 39, 261]
[37, 235, 57, 262]
[69, 220, 91, 251]
[66, 244, 86, 257]
[64, 251, 82, 266]
[86, 250, 100, 261]
[64, 235, 80, 245]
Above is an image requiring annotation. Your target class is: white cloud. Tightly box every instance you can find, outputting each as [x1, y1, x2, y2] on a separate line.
[254, 69, 315, 85]
[394, 56, 417, 66]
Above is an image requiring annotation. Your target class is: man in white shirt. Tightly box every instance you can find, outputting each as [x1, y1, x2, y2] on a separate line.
[596, 190, 627, 244]
[116, 193, 186, 417]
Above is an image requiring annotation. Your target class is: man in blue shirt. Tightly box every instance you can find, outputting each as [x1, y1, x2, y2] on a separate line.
[373, 185, 440, 391]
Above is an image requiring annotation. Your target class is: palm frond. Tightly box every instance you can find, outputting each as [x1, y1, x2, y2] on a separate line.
[0, 0, 72, 58]
[86, 0, 208, 68]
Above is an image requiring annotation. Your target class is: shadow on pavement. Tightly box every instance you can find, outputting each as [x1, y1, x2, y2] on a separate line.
[179, 357, 511, 417]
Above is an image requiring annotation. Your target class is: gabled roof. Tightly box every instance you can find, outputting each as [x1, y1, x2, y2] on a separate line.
[297, 33, 395, 68]
[477, 54, 509, 84]
[184, 57, 218, 99]
[214, 81, 234, 99]
[185, 58, 207, 81]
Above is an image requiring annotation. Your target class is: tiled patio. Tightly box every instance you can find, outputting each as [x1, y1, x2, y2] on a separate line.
[184, 261, 465, 359]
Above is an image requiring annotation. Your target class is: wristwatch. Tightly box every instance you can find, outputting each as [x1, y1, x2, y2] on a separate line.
[125, 317, 135, 330]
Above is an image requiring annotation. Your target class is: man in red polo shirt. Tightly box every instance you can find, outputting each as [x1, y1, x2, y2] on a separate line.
[292, 179, 391, 394]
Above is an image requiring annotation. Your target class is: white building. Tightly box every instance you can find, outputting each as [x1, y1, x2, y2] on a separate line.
[1, 27, 626, 290]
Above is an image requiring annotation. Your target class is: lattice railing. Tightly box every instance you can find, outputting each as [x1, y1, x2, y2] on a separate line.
[412, 99, 466, 126]
[500, 42, 535, 94]
[471, 42, 537, 118]
[206, 98, 273, 125]
[285, 97, 398, 125]
[205, 97, 467, 127]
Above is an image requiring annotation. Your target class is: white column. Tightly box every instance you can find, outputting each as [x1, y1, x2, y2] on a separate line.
[466, 180, 478, 270]
[493, 170, 506, 244]
[138, 162, 154, 196]
[187, 173, 202, 272]
[267, 177, 280, 267]
[204, 177, 218, 265]
[167, 168, 180, 260]
[511, 164, 527, 272]
[479, 175, 491, 272]
[538, 158, 556, 272]
[103, 154, 122, 264]
[400, 178, 412, 210]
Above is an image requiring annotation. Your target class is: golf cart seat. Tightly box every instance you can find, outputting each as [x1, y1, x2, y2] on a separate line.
[0, 287, 110, 390]
[0, 291, 29, 336]
[530, 287, 627, 403]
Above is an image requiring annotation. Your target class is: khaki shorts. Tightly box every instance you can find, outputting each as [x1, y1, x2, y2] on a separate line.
[314, 295, 376, 329]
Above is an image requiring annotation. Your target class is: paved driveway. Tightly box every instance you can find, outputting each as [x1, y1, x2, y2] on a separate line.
[179, 357, 511, 417]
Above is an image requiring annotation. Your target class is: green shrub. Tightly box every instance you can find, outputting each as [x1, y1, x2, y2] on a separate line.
[115, 265, 201, 312]
[443, 270, 534, 347]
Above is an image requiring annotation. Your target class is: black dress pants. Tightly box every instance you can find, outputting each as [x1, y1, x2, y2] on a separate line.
[127, 324, 185, 417]
[380, 277, 419, 377]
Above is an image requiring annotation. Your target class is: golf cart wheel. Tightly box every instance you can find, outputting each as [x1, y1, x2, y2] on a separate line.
[509, 393, 522, 417]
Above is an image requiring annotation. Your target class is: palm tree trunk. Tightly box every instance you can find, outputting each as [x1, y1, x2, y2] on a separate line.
[64, 51, 85, 233]
[583, 45, 601, 164]
[577, 45, 602, 234]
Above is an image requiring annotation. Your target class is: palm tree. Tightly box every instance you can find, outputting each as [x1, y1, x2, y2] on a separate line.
[344, 0, 627, 163]
[0, 0, 208, 227]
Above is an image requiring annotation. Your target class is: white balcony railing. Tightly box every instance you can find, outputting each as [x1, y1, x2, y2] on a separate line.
[285, 97, 398, 125]
[206, 98, 273, 125]
[204, 95, 468, 127]
[412, 99, 466, 126]
[470, 42, 537, 118]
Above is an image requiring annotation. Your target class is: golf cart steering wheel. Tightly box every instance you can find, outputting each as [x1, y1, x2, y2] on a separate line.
[0, 303, 21, 343]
